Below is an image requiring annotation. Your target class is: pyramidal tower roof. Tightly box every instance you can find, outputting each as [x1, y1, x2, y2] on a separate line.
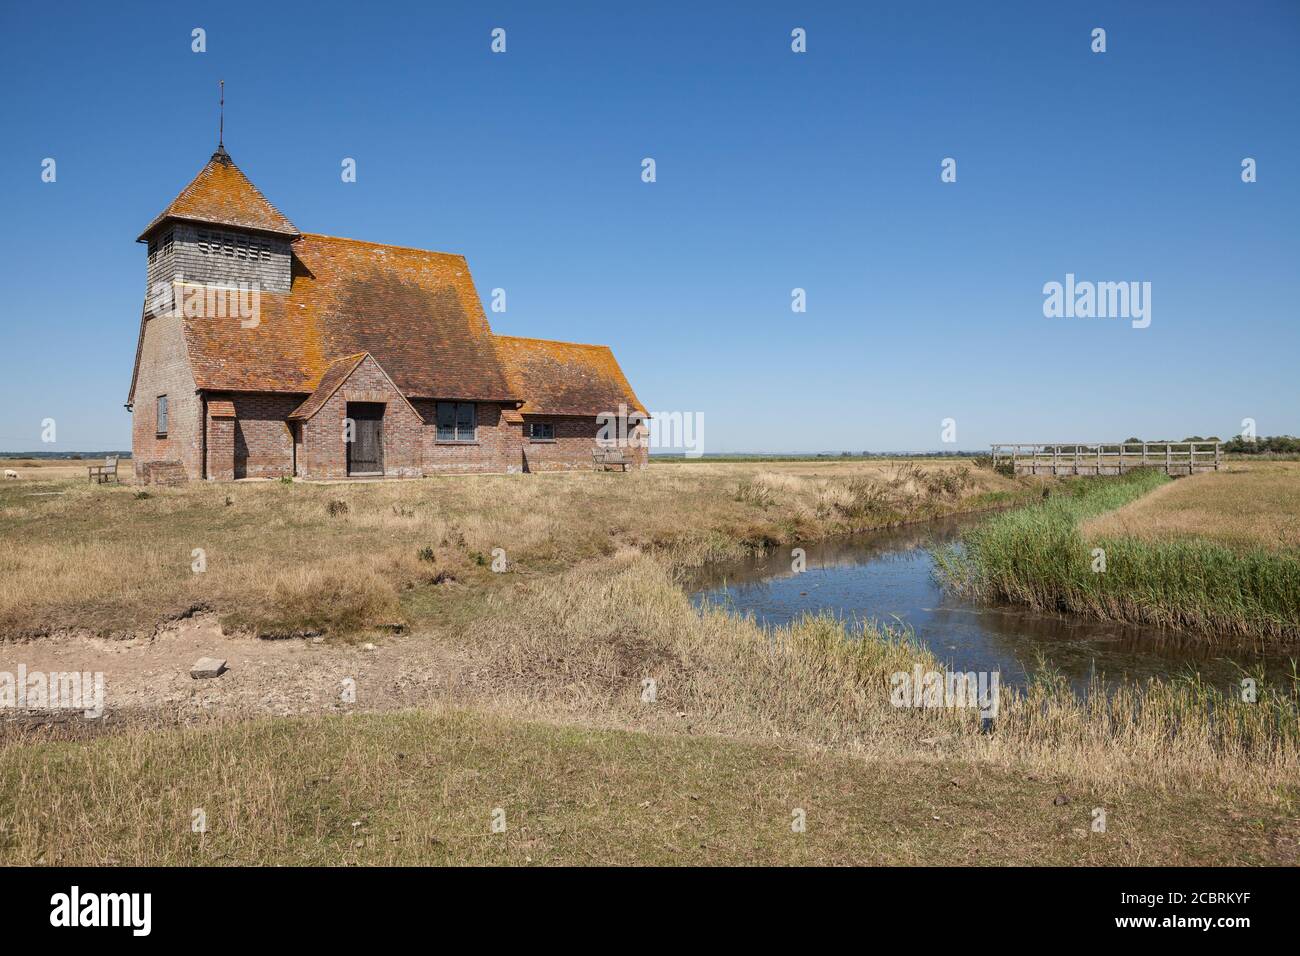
[137, 147, 299, 241]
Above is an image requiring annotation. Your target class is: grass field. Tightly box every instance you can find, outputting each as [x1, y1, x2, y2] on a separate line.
[3, 707, 1294, 866]
[938, 465, 1300, 640]
[1084, 461, 1300, 551]
[3, 459, 1299, 865]
[0, 457, 1019, 639]
[0, 458, 122, 481]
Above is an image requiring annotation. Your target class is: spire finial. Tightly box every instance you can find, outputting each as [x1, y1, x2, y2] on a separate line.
[211, 81, 232, 164]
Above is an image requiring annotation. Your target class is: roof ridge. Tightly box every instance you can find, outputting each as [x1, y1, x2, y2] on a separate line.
[327, 351, 370, 365]
[299, 233, 466, 259]
[496, 334, 612, 350]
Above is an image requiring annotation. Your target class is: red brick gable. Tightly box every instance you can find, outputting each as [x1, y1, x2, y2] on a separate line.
[138, 148, 298, 241]
[288, 352, 421, 422]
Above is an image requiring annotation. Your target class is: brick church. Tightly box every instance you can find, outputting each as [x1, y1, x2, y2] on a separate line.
[127, 145, 647, 481]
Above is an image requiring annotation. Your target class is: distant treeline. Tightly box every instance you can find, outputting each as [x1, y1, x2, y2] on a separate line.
[1221, 435, 1300, 455]
[0, 451, 131, 460]
[1116, 436, 1300, 455]
[1026, 436, 1300, 455]
[1118, 435, 1299, 453]
[652, 450, 988, 462]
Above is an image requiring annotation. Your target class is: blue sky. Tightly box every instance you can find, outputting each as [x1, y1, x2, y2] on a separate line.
[1, 1, 1297, 452]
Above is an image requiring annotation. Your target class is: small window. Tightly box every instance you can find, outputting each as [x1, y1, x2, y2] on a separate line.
[162, 231, 173, 256]
[527, 422, 555, 441]
[156, 395, 168, 436]
[436, 402, 476, 442]
[148, 239, 158, 263]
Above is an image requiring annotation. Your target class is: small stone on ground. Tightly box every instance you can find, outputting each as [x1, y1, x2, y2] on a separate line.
[191, 657, 227, 679]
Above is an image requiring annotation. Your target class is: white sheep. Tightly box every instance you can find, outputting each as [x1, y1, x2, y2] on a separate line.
[3, 469, 18, 479]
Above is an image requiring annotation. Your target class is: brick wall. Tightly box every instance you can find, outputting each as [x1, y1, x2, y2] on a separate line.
[630, 423, 650, 469]
[186, 388, 646, 480]
[229, 393, 301, 478]
[528, 418, 648, 472]
[412, 401, 524, 474]
[138, 461, 188, 486]
[131, 311, 202, 479]
[521, 416, 611, 472]
[298, 357, 424, 479]
[293, 422, 304, 477]
[206, 406, 236, 481]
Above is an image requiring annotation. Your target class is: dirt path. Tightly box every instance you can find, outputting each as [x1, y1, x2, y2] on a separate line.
[0, 615, 472, 726]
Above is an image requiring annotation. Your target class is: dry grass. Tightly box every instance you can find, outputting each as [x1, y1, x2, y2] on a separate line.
[2, 546, 1296, 865]
[4, 459, 1298, 865]
[450, 548, 1300, 800]
[2, 706, 1293, 866]
[1083, 461, 1300, 552]
[0, 457, 133, 483]
[0, 459, 1020, 639]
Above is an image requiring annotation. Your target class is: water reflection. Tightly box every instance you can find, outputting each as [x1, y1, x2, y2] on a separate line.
[689, 514, 1298, 692]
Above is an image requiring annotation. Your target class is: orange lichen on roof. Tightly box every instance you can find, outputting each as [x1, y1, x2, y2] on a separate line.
[179, 234, 517, 402]
[130, 152, 644, 414]
[287, 353, 368, 420]
[494, 335, 646, 417]
[138, 148, 298, 240]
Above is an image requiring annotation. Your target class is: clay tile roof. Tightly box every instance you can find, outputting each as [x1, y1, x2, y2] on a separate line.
[494, 335, 646, 417]
[207, 399, 237, 418]
[181, 234, 517, 402]
[137, 148, 298, 241]
[287, 353, 368, 420]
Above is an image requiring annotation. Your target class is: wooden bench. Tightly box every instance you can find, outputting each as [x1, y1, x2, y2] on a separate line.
[88, 455, 120, 484]
[592, 447, 630, 472]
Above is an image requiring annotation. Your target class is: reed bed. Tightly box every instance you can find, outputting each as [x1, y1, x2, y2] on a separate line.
[935, 469, 1300, 640]
[456, 548, 1300, 799]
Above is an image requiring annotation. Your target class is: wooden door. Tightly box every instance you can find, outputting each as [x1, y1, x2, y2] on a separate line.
[347, 403, 385, 475]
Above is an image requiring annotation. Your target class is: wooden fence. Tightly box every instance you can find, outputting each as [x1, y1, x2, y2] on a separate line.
[990, 442, 1222, 476]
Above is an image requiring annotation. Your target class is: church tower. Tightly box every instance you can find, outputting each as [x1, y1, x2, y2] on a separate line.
[138, 145, 299, 316]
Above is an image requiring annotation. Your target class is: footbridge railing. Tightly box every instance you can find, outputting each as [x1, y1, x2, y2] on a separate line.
[990, 442, 1221, 476]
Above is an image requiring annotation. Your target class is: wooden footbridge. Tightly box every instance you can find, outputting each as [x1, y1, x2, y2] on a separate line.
[991, 442, 1222, 477]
